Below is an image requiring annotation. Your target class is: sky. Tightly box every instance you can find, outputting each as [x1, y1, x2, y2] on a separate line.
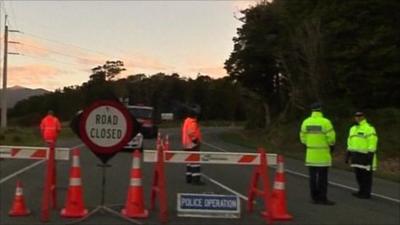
[0, 0, 259, 91]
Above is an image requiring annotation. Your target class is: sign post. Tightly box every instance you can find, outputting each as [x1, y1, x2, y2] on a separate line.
[70, 100, 140, 224]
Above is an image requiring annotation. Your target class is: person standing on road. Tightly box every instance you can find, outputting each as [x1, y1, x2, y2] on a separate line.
[300, 102, 336, 205]
[40, 110, 61, 144]
[346, 111, 378, 199]
[181, 105, 204, 185]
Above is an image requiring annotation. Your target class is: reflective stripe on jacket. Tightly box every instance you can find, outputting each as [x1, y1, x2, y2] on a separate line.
[181, 117, 201, 149]
[300, 111, 336, 167]
[347, 119, 378, 171]
[40, 115, 61, 142]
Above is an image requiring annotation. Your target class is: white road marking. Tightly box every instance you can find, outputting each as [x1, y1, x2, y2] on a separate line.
[201, 141, 250, 201]
[0, 160, 45, 184]
[0, 143, 86, 184]
[201, 173, 248, 201]
[202, 140, 400, 204]
[202, 142, 227, 152]
[284, 168, 400, 203]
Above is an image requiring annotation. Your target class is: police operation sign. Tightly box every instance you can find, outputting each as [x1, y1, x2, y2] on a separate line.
[177, 193, 240, 218]
[79, 100, 133, 155]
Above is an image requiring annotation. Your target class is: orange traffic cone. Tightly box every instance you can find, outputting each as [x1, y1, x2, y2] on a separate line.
[269, 155, 292, 220]
[121, 149, 148, 218]
[9, 180, 30, 216]
[60, 148, 88, 218]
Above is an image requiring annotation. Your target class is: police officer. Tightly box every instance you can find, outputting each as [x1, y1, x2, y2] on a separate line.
[346, 111, 378, 199]
[300, 102, 336, 205]
[181, 105, 204, 185]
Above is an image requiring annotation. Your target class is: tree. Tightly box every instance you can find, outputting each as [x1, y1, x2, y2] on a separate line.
[89, 60, 126, 81]
[225, 0, 400, 125]
[225, 1, 282, 127]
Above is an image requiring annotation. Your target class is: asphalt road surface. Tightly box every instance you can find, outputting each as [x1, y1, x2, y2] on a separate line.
[1, 127, 399, 225]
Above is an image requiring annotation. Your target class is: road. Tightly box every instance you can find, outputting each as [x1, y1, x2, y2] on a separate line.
[1, 127, 399, 225]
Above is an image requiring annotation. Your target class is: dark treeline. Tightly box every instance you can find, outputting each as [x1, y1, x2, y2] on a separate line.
[225, 0, 399, 127]
[9, 0, 400, 129]
[9, 62, 248, 126]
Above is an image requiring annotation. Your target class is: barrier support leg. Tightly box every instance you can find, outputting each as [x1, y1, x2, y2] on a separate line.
[247, 148, 273, 224]
[150, 137, 168, 223]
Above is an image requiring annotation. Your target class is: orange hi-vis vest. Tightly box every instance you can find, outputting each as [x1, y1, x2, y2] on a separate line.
[40, 115, 61, 143]
[181, 117, 201, 149]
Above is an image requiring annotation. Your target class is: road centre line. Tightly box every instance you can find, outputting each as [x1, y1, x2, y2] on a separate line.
[0, 143, 86, 185]
[202, 141, 400, 204]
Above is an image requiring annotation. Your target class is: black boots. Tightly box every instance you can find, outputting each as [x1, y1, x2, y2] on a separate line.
[186, 175, 192, 184]
[186, 175, 205, 185]
[192, 176, 205, 185]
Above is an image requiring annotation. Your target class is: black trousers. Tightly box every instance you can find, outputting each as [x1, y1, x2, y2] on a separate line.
[354, 168, 373, 197]
[308, 167, 329, 201]
[185, 144, 201, 182]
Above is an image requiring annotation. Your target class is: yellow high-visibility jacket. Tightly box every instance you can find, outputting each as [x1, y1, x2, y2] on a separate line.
[300, 111, 336, 167]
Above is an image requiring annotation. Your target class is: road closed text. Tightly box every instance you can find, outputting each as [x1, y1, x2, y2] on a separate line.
[89, 114, 122, 139]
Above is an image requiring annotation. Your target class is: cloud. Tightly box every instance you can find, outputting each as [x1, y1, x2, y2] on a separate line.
[8, 64, 62, 89]
[9, 64, 60, 77]
[74, 54, 108, 68]
[72, 52, 174, 76]
[124, 55, 173, 72]
[7, 36, 51, 57]
[186, 65, 227, 78]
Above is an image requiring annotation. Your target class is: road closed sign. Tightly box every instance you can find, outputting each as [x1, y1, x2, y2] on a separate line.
[79, 100, 134, 156]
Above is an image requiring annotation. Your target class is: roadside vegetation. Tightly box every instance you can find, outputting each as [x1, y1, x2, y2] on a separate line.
[220, 108, 400, 182]
[0, 123, 75, 146]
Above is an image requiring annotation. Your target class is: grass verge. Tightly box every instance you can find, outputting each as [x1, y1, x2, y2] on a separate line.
[219, 128, 400, 183]
[0, 123, 75, 146]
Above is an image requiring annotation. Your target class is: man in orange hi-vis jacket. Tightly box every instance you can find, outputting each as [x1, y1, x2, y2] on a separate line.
[40, 110, 61, 144]
[182, 105, 204, 185]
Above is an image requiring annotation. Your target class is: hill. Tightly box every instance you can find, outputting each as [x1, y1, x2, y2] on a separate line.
[0, 86, 49, 109]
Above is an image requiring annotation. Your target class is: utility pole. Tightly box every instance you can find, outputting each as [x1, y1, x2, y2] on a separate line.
[1, 15, 20, 129]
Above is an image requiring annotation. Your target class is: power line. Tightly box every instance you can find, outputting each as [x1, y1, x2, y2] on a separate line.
[22, 31, 113, 58]
[19, 42, 106, 62]
[21, 53, 91, 68]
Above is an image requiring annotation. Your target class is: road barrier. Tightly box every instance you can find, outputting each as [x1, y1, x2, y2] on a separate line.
[1, 144, 71, 222]
[143, 150, 277, 165]
[143, 133, 292, 224]
[0, 145, 70, 161]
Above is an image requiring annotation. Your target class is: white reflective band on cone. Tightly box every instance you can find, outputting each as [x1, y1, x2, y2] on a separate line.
[16, 187, 23, 196]
[277, 162, 284, 173]
[274, 181, 285, 190]
[72, 156, 80, 167]
[130, 178, 142, 186]
[191, 173, 201, 177]
[69, 178, 82, 186]
[132, 157, 141, 169]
